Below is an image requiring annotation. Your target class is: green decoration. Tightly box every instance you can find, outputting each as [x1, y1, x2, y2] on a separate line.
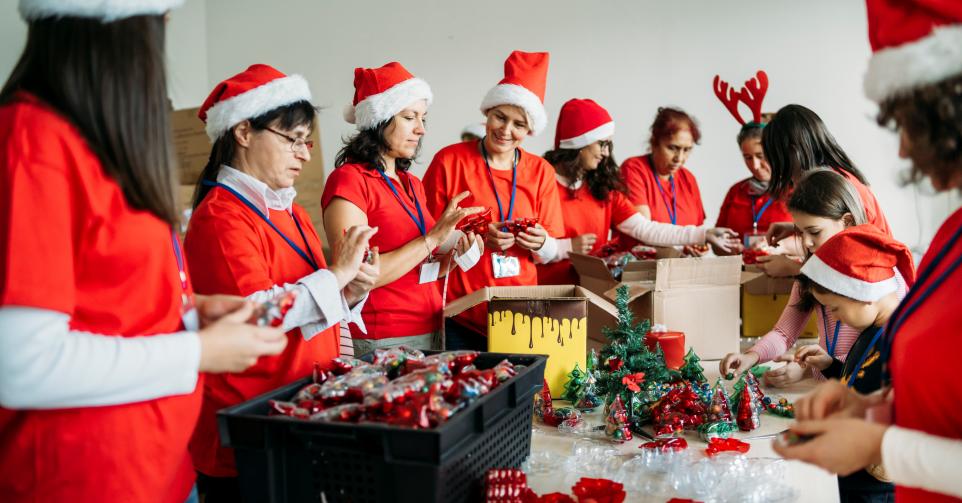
[679, 348, 707, 383]
[560, 363, 587, 403]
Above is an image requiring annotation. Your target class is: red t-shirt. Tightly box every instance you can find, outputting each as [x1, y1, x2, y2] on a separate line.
[185, 186, 339, 477]
[0, 93, 202, 503]
[322, 163, 442, 339]
[838, 169, 892, 236]
[715, 177, 793, 238]
[619, 155, 705, 248]
[889, 206, 962, 503]
[422, 140, 566, 333]
[537, 181, 637, 285]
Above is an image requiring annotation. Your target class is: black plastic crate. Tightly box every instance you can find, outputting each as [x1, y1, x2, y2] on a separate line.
[218, 352, 546, 503]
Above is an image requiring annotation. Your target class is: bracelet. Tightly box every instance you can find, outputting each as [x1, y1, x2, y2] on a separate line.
[423, 236, 435, 258]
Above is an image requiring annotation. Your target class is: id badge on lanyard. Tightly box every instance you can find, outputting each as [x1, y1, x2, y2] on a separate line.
[419, 255, 441, 284]
[744, 231, 767, 249]
[492, 252, 521, 278]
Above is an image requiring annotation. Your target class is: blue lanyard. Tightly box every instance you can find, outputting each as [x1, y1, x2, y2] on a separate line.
[480, 139, 518, 222]
[170, 229, 190, 310]
[820, 306, 842, 358]
[880, 223, 962, 384]
[202, 180, 319, 270]
[751, 196, 774, 230]
[377, 169, 426, 235]
[648, 154, 677, 225]
[844, 325, 885, 388]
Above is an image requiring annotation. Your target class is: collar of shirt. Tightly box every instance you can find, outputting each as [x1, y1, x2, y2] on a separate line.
[217, 165, 297, 217]
[555, 173, 583, 190]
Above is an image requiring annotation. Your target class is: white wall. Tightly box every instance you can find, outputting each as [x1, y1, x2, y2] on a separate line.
[2, 0, 959, 253]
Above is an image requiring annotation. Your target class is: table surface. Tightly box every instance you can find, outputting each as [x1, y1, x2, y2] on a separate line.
[526, 360, 839, 503]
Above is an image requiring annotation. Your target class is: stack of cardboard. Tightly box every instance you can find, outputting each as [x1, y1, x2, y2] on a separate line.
[170, 107, 326, 245]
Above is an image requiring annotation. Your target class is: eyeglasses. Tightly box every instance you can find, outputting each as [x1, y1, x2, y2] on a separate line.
[597, 139, 613, 151]
[265, 127, 314, 153]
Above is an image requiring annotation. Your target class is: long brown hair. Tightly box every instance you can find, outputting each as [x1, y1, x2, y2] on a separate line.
[0, 15, 178, 224]
[543, 145, 623, 201]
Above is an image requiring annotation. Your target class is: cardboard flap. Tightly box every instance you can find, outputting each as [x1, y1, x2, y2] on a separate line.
[568, 252, 614, 279]
[574, 286, 619, 318]
[603, 281, 654, 303]
[443, 287, 495, 318]
[740, 270, 765, 285]
[652, 255, 742, 290]
[444, 285, 605, 318]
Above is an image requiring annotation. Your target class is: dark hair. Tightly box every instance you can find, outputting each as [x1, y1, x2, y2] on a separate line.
[877, 73, 962, 190]
[789, 169, 868, 311]
[0, 15, 178, 224]
[334, 116, 420, 172]
[763, 104, 868, 199]
[648, 107, 701, 151]
[192, 100, 316, 208]
[543, 144, 623, 201]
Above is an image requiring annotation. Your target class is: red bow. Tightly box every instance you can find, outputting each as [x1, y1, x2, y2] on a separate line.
[705, 437, 750, 456]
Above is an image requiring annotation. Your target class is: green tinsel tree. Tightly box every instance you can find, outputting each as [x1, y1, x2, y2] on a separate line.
[679, 348, 707, 383]
[560, 363, 587, 403]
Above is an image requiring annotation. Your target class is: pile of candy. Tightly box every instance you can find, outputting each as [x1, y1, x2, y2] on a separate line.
[249, 291, 297, 327]
[505, 217, 540, 235]
[268, 348, 518, 428]
[591, 244, 659, 280]
[742, 248, 770, 265]
[457, 207, 494, 235]
[485, 467, 625, 503]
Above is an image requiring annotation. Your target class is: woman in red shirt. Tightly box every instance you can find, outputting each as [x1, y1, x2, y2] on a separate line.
[619, 107, 708, 253]
[322, 62, 483, 355]
[538, 98, 739, 285]
[0, 4, 286, 503]
[775, 3, 962, 501]
[422, 51, 566, 350]
[184, 65, 377, 501]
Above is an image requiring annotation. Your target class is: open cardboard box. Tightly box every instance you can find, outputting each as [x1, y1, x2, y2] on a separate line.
[170, 107, 328, 247]
[443, 285, 618, 398]
[741, 265, 817, 338]
[569, 253, 754, 360]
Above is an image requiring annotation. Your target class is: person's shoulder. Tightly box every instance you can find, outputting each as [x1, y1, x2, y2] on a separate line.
[328, 162, 377, 184]
[434, 140, 477, 160]
[620, 155, 647, 169]
[1, 92, 95, 165]
[191, 187, 256, 223]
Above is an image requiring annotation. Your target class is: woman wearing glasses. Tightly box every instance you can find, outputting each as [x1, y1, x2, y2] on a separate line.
[538, 99, 739, 285]
[617, 107, 709, 253]
[184, 64, 377, 501]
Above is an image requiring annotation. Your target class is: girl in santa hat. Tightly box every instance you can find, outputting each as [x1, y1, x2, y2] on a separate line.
[322, 62, 484, 354]
[184, 64, 377, 501]
[0, 2, 288, 503]
[422, 51, 566, 350]
[711, 71, 793, 249]
[760, 104, 893, 277]
[720, 170, 908, 388]
[791, 225, 914, 501]
[537, 98, 740, 286]
[776, 1, 962, 501]
[617, 107, 709, 255]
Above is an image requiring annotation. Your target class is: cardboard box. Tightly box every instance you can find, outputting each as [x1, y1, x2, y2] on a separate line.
[741, 266, 817, 338]
[443, 285, 618, 398]
[569, 253, 748, 360]
[170, 107, 327, 245]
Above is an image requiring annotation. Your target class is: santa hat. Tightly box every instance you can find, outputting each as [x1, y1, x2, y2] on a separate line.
[198, 64, 311, 142]
[19, 0, 184, 21]
[864, 0, 962, 103]
[344, 62, 432, 130]
[554, 98, 615, 150]
[800, 225, 917, 302]
[461, 122, 486, 139]
[480, 51, 550, 136]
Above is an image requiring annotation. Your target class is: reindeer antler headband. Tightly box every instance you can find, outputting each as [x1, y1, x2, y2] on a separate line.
[712, 70, 769, 126]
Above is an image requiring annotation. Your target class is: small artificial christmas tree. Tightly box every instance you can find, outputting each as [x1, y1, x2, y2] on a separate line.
[605, 395, 633, 443]
[736, 385, 761, 431]
[679, 348, 707, 383]
[706, 378, 734, 423]
[560, 363, 588, 403]
[574, 371, 603, 411]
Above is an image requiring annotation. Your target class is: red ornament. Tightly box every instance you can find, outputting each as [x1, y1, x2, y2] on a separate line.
[736, 385, 761, 432]
[705, 437, 751, 456]
[505, 217, 540, 235]
[571, 477, 626, 503]
[606, 356, 623, 372]
[629, 245, 658, 260]
[640, 437, 688, 452]
[457, 207, 494, 236]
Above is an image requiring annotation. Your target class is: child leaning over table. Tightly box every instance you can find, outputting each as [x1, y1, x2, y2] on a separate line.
[790, 224, 916, 503]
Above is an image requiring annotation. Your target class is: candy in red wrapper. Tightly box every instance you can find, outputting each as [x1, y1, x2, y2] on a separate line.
[742, 248, 769, 265]
[640, 437, 688, 452]
[249, 290, 297, 327]
[316, 365, 388, 406]
[458, 207, 494, 235]
[268, 399, 312, 419]
[310, 403, 365, 423]
[629, 244, 658, 260]
[492, 359, 518, 382]
[485, 468, 537, 503]
[571, 477, 626, 503]
[406, 350, 480, 375]
[651, 383, 707, 436]
[705, 437, 750, 456]
[505, 217, 540, 235]
[604, 395, 632, 442]
[331, 356, 366, 375]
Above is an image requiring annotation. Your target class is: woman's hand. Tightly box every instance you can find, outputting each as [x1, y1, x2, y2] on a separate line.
[344, 247, 379, 307]
[486, 222, 516, 251]
[516, 224, 548, 251]
[570, 233, 597, 255]
[766, 222, 797, 247]
[719, 351, 760, 377]
[773, 418, 887, 475]
[456, 231, 484, 256]
[427, 191, 484, 249]
[706, 227, 743, 255]
[193, 294, 247, 328]
[794, 379, 883, 421]
[197, 302, 288, 373]
[791, 345, 834, 371]
[756, 254, 803, 277]
[763, 360, 807, 387]
[329, 225, 378, 288]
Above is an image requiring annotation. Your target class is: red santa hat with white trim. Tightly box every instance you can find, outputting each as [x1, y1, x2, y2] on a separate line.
[18, 0, 183, 21]
[480, 51, 550, 136]
[864, 0, 962, 103]
[554, 98, 615, 150]
[199, 64, 312, 142]
[800, 225, 917, 302]
[344, 62, 433, 130]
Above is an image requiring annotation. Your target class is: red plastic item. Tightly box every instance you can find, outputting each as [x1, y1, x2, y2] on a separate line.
[644, 331, 686, 369]
[505, 217, 540, 235]
[640, 437, 689, 452]
[571, 477, 626, 503]
[457, 207, 494, 235]
[742, 248, 770, 265]
[705, 437, 751, 456]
